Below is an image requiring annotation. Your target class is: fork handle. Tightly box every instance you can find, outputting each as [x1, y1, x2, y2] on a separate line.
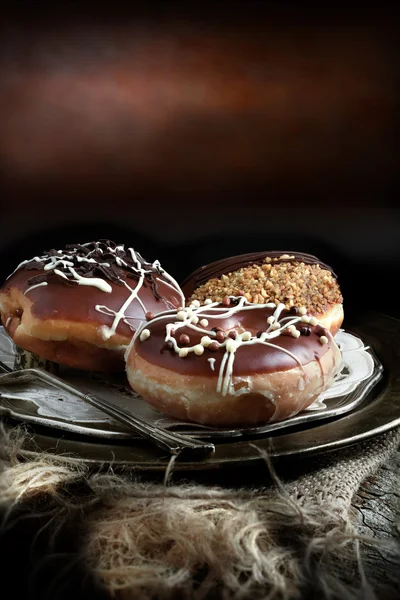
[0, 360, 13, 374]
[0, 361, 215, 458]
[84, 393, 215, 457]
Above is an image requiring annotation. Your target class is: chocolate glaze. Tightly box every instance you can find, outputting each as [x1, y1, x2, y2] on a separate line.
[0, 240, 186, 342]
[181, 251, 337, 297]
[3, 268, 182, 340]
[133, 304, 332, 377]
[18, 240, 166, 294]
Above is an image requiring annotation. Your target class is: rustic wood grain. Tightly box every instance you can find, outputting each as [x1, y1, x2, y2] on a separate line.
[350, 448, 400, 598]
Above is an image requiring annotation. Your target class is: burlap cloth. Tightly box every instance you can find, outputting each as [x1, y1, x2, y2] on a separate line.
[0, 424, 399, 600]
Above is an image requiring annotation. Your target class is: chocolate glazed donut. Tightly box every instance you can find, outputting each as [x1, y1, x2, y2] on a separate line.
[126, 297, 342, 427]
[182, 251, 344, 336]
[0, 240, 184, 371]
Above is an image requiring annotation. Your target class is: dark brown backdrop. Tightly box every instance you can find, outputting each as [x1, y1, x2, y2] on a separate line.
[0, 3, 399, 315]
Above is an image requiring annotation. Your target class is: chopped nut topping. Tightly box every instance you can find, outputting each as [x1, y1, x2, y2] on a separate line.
[188, 259, 342, 316]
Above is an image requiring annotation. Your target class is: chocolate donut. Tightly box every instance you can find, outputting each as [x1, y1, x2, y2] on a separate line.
[125, 296, 342, 426]
[0, 240, 184, 371]
[182, 251, 344, 336]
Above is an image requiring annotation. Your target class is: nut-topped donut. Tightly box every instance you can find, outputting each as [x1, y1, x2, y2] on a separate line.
[182, 251, 343, 336]
[0, 240, 184, 371]
[125, 296, 342, 427]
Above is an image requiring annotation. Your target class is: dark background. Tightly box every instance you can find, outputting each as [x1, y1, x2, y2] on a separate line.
[0, 2, 399, 318]
[0, 6, 399, 600]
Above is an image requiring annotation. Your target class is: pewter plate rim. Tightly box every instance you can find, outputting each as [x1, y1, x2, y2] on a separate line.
[1, 311, 399, 470]
[0, 347, 383, 441]
[0, 328, 382, 441]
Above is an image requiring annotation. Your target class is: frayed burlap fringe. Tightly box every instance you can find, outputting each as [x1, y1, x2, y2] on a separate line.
[0, 423, 399, 600]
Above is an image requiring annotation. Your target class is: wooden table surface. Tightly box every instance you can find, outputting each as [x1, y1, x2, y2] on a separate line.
[350, 447, 400, 598]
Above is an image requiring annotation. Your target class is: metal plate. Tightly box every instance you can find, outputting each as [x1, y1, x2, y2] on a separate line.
[0, 329, 381, 439]
[1, 311, 399, 470]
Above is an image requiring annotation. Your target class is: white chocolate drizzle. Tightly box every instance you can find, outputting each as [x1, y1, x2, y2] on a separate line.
[24, 281, 48, 295]
[13, 241, 185, 340]
[208, 357, 216, 371]
[136, 297, 334, 397]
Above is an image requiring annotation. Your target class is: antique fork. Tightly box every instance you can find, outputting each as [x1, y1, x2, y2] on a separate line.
[0, 360, 215, 458]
